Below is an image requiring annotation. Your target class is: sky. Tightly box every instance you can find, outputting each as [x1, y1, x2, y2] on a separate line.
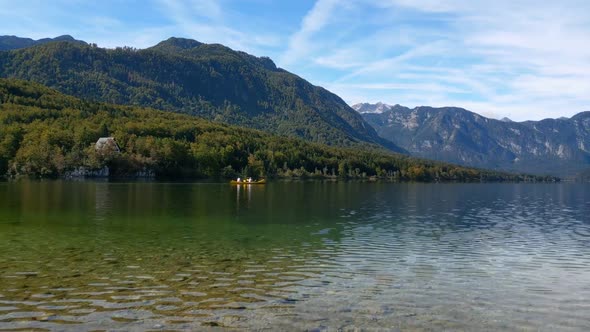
[1, 0, 589, 121]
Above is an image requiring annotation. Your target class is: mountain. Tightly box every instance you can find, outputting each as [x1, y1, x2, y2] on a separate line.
[0, 78, 540, 182]
[358, 103, 590, 176]
[351, 102, 395, 114]
[0, 35, 86, 51]
[0, 36, 403, 152]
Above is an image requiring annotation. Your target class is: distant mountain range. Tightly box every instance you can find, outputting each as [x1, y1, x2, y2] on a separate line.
[354, 103, 590, 176]
[0, 36, 403, 152]
[0, 35, 86, 51]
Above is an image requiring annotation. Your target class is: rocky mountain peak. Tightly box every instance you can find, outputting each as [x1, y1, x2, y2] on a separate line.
[351, 102, 394, 114]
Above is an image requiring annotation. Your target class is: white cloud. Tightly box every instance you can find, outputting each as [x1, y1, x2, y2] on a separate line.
[326, 82, 469, 94]
[307, 0, 590, 121]
[314, 48, 366, 69]
[281, 0, 341, 66]
[337, 41, 452, 81]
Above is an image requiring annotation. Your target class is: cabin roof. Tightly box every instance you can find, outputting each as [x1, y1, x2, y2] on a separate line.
[96, 137, 115, 143]
[95, 137, 120, 151]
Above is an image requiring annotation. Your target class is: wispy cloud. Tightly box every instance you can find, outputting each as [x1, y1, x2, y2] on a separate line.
[281, 0, 340, 66]
[157, 0, 221, 23]
[326, 82, 469, 94]
[155, 0, 280, 54]
[189, 0, 223, 21]
[336, 41, 452, 81]
[301, 0, 590, 121]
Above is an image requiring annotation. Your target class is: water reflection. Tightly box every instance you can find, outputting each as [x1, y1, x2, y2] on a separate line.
[0, 182, 589, 330]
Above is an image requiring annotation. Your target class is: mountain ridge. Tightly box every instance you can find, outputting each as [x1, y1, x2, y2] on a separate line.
[0, 35, 86, 51]
[356, 102, 590, 176]
[0, 36, 404, 153]
[353, 101, 583, 122]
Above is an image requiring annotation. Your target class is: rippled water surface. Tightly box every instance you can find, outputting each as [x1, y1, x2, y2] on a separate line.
[0, 181, 589, 331]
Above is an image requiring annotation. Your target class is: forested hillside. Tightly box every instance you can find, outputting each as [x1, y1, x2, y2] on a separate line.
[0, 78, 550, 182]
[0, 37, 402, 152]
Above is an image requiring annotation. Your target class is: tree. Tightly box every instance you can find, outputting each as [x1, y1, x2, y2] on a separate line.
[0, 78, 555, 183]
[247, 154, 264, 178]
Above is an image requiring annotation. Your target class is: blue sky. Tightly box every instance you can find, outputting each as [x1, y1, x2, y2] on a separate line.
[1, 0, 589, 121]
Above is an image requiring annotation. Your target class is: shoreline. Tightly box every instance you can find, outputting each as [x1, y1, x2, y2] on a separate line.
[0, 176, 563, 184]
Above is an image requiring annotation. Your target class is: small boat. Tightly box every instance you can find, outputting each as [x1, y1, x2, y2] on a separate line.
[230, 179, 266, 185]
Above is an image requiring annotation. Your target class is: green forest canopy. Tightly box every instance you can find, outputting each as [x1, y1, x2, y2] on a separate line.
[0, 78, 556, 182]
[0, 39, 402, 152]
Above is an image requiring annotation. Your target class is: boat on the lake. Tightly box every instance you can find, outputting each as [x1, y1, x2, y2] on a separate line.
[230, 179, 266, 185]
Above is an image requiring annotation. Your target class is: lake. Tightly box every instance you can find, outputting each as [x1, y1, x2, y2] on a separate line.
[0, 181, 589, 330]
